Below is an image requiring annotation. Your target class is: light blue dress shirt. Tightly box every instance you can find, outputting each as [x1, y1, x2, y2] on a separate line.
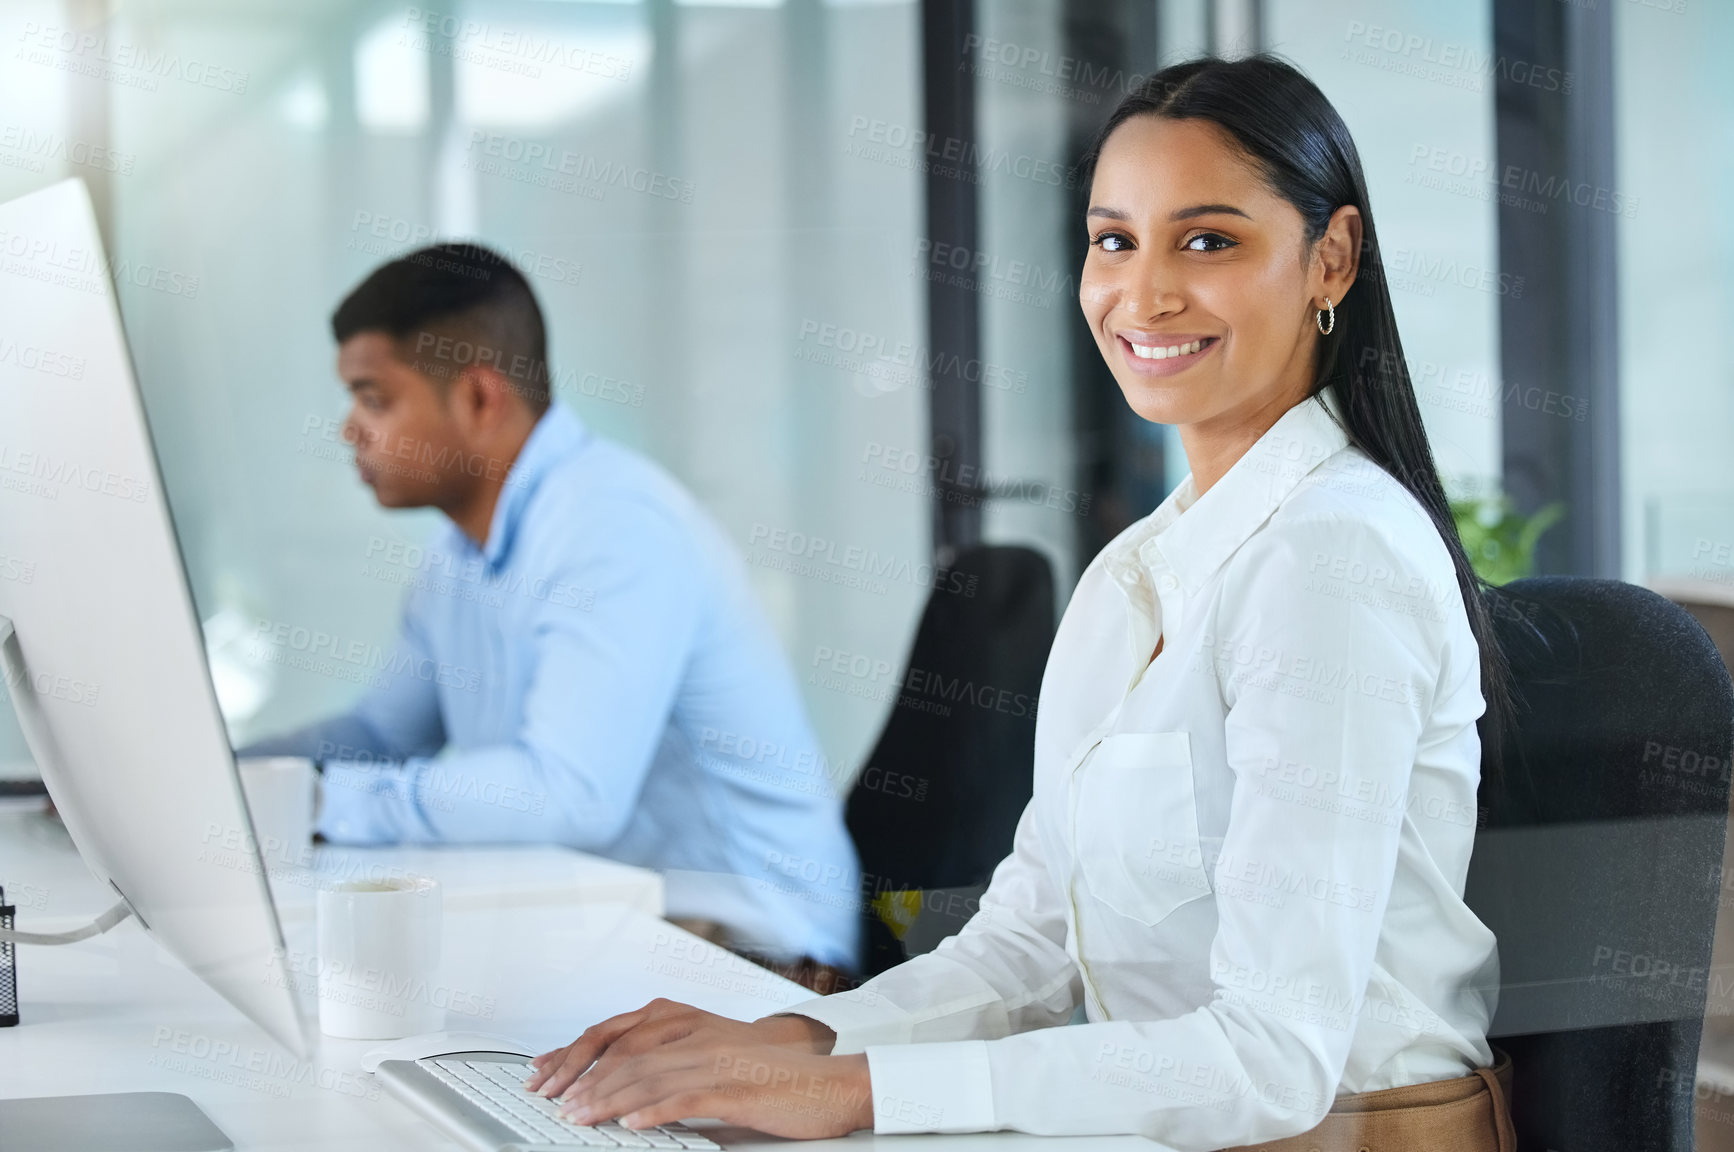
[248, 405, 860, 968]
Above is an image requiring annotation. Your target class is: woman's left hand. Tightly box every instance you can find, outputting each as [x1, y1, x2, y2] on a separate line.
[539, 1001, 873, 1139]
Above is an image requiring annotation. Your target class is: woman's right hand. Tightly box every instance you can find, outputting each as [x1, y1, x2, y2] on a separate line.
[525, 998, 837, 1100]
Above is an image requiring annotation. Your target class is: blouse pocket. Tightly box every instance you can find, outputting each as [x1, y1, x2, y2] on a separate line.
[1075, 731, 1212, 926]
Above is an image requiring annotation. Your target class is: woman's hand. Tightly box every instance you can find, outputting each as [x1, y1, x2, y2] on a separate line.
[525, 998, 871, 1139]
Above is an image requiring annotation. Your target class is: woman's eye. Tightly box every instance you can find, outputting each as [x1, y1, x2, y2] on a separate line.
[1090, 231, 1133, 253]
[1184, 232, 1237, 252]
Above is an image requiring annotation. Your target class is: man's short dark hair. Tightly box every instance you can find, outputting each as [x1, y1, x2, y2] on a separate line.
[332, 243, 552, 414]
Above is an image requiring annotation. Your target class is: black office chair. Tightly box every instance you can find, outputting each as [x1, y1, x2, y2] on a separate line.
[1466, 578, 1734, 1151]
[844, 544, 1055, 977]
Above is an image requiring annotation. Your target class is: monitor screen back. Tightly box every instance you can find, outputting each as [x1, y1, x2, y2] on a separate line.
[0, 178, 307, 1055]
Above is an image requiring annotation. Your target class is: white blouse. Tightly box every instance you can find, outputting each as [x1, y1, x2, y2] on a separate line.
[786, 390, 1500, 1149]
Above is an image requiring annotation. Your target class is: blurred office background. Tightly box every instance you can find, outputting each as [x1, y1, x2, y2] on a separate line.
[9, 0, 1731, 770]
[1, 0, 1732, 1130]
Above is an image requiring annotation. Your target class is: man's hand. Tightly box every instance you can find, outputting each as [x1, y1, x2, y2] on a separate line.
[525, 998, 870, 1139]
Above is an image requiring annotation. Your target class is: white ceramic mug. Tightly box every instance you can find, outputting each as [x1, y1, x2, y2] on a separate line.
[236, 756, 317, 870]
[315, 876, 444, 1039]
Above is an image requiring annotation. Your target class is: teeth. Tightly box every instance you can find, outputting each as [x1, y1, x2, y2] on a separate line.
[1129, 338, 1205, 360]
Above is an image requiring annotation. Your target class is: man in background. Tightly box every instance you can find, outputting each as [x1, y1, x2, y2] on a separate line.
[245, 243, 859, 982]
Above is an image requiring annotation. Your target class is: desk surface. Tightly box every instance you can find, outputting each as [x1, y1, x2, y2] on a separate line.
[0, 804, 1165, 1151]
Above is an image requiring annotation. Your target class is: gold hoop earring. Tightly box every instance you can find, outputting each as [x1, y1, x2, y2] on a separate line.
[1316, 297, 1335, 336]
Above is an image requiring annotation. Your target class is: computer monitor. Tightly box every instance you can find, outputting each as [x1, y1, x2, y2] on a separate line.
[0, 178, 308, 1057]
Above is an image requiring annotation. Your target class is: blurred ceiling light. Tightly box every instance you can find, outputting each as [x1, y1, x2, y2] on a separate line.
[356, 15, 430, 133]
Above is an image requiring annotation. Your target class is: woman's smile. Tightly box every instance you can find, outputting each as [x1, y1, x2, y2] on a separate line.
[1116, 333, 1221, 376]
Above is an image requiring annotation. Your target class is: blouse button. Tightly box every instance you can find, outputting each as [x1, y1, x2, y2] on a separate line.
[1157, 573, 1179, 592]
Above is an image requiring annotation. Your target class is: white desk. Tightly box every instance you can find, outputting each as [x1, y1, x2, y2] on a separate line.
[0, 803, 1165, 1151]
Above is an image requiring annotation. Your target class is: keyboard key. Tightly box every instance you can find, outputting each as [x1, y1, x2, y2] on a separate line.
[529, 1119, 583, 1143]
[641, 1133, 684, 1149]
[673, 1136, 720, 1151]
[473, 1059, 534, 1083]
[595, 1123, 652, 1147]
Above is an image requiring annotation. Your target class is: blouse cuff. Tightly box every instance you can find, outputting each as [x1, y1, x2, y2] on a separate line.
[866, 1041, 996, 1133]
[774, 992, 916, 1054]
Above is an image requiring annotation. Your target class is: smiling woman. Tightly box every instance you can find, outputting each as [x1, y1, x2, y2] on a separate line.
[523, 55, 1517, 1151]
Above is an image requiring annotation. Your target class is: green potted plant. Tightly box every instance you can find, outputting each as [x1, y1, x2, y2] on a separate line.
[1450, 492, 1564, 586]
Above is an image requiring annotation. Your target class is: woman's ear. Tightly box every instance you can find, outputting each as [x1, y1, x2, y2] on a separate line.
[1314, 204, 1362, 308]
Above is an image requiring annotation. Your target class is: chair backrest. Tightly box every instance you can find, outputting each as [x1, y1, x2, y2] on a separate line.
[1648, 579, 1734, 682]
[1467, 577, 1734, 1151]
[845, 544, 1055, 976]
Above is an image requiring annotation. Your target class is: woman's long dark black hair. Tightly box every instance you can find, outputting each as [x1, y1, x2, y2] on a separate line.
[1078, 54, 1511, 778]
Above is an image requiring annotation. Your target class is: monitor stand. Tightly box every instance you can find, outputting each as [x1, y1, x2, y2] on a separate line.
[0, 1092, 234, 1151]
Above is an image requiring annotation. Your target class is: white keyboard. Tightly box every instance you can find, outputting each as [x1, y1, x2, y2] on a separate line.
[413, 1056, 723, 1149]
